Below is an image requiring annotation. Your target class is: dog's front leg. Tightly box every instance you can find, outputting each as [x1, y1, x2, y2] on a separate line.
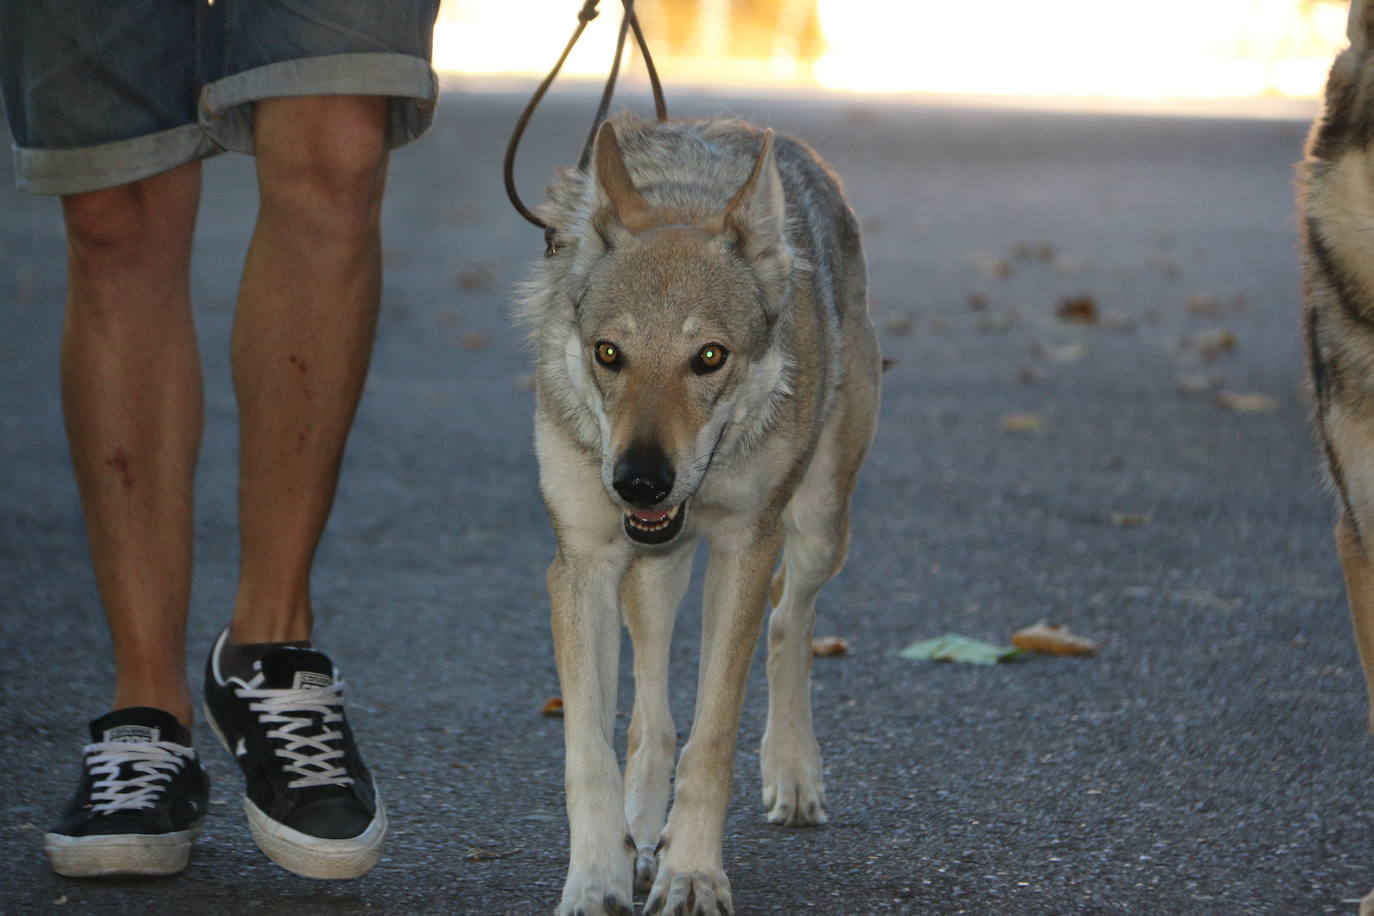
[645, 524, 783, 916]
[621, 544, 697, 892]
[551, 544, 635, 916]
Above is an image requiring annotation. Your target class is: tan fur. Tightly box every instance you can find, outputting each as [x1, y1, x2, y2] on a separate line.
[518, 114, 880, 916]
[1299, 6, 1374, 912]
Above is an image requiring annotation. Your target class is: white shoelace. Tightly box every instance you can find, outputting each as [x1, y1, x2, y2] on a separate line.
[84, 741, 194, 815]
[235, 676, 354, 790]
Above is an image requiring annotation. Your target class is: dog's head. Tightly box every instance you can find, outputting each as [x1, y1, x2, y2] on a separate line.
[563, 122, 795, 546]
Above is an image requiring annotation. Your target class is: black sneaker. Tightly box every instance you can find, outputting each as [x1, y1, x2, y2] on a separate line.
[45, 707, 209, 878]
[203, 629, 386, 879]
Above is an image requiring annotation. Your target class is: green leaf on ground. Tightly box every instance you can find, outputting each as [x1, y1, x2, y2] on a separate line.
[897, 634, 1023, 665]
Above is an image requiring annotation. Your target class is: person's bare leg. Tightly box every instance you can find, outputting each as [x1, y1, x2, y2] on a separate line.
[229, 96, 389, 644]
[61, 162, 204, 727]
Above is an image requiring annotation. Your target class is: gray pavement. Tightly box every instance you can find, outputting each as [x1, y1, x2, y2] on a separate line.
[0, 84, 1365, 914]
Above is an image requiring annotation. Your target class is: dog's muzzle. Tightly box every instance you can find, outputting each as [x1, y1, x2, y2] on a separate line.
[613, 443, 687, 545]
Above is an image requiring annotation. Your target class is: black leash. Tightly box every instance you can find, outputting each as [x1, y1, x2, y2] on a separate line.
[502, 0, 668, 256]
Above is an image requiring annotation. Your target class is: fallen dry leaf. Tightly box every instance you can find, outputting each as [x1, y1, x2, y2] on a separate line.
[1110, 511, 1151, 528]
[459, 332, 489, 352]
[1031, 340, 1088, 363]
[1011, 622, 1100, 657]
[966, 292, 990, 311]
[455, 263, 499, 292]
[1187, 292, 1251, 316]
[883, 312, 915, 336]
[1017, 367, 1046, 384]
[812, 636, 850, 657]
[1013, 240, 1056, 261]
[1176, 372, 1223, 394]
[999, 413, 1047, 433]
[976, 309, 1020, 333]
[1214, 390, 1277, 414]
[899, 634, 1022, 665]
[1146, 255, 1182, 279]
[1180, 328, 1238, 361]
[1187, 293, 1223, 316]
[881, 357, 898, 373]
[540, 696, 564, 717]
[1057, 294, 1099, 325]
[968, 253, 1015, 280]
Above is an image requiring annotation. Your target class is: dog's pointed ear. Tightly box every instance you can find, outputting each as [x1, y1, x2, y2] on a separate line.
[722, 130, 791, 304]
[591, 122, 652, 235]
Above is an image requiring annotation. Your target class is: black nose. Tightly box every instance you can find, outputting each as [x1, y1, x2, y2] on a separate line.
[613, 443, 675, 508]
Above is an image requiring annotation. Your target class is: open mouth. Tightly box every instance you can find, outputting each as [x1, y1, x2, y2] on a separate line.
[623, 501, 687, 546]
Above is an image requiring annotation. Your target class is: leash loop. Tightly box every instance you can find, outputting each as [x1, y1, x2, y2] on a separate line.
[503, 0, 667, 254]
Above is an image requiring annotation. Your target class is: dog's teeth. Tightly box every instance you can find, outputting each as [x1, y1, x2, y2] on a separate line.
[667, 505, 680, 519]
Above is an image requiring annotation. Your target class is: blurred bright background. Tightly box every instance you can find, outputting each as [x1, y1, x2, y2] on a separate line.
[434, 0, 1351, 102]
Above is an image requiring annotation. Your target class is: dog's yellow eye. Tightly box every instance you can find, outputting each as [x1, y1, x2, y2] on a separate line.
[595, 341, 621, 368]
[694, 343, 728, 374]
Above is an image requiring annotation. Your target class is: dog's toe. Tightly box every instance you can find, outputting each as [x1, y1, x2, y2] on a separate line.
[763, 772, 828, 827]
[557, 871, 634, 916]
[761, 732, 827, 827]
[646, 868, 733, 916]
[634, 844, 658, 893]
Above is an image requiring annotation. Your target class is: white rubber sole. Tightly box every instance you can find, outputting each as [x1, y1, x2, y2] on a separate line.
[245, 796, 387, 880]
[45, 823, 202, 877]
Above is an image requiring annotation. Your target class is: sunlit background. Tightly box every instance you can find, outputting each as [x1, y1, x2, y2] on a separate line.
[434, 0, 1351, 102]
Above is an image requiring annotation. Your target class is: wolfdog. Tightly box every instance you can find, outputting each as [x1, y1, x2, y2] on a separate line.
[1301, 2, 1374, 911]
[515, 113, 880, 915]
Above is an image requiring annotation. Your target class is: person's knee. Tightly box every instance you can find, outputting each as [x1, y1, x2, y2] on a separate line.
[63, 166, 200, 267]
[63, 186, 146, 258]
[255, 97, 390, 242]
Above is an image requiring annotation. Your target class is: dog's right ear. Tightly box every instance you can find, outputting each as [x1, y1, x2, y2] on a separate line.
[591, 122, 654, 238]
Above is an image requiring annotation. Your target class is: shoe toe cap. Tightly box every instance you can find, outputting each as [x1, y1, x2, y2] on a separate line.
[284, 795, 374, 839]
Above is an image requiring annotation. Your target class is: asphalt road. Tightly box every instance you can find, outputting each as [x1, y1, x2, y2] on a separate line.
[0, 83, 1364, 915]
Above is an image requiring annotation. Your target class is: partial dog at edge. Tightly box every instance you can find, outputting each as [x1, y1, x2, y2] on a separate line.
[1300, 2, 1374, 913]
[515, 113, 880, 915]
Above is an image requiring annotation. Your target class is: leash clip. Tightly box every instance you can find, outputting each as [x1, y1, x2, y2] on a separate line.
[544, 226, 562, 258]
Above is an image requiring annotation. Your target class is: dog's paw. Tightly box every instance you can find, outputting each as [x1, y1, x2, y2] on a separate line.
[761, 739, 828, 827]
[644, 866, 733, 916]
[633, 844, 658, 894]
[557, 868, 634, 916]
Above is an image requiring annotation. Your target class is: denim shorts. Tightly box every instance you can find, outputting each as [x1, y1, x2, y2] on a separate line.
[0, 0, 441, 195]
